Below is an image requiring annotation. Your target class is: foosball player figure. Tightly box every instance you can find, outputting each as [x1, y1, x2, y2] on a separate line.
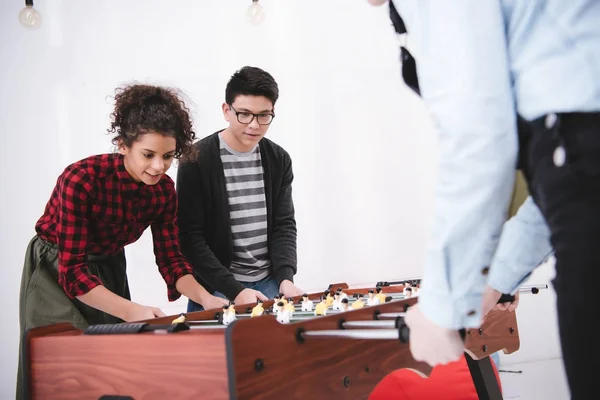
[403, 281, 413, 296]
[324, 290, 334, 307]
[314, 295, 328, 316]
[223, 302, 237, 325]
[366, 289, 380, 306]
[171, 313, 186, 324]
[276, 301, 291, 323]
[284, 297, 295, 316]
[351, 294, 365, 309]
[271, 294, 282, 313]
[340, 297, 350, 312]
[251, 300, 264, 317]
[404, 287, 414, 298]
[336, 287, 348, 300]
[332, 292, 342, 311]
[375, 287, 387, 304]
[301, 294, 314, 311]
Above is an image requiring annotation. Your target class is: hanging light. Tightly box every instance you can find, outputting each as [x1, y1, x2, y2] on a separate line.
[19, 0, 42, 29]
[246, 0, 265, 25]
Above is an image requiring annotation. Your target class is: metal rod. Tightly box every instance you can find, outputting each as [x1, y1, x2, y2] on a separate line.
[377, 312, 407, 319]
[302, 328, 400, 340]
[342, 320, 398, 328]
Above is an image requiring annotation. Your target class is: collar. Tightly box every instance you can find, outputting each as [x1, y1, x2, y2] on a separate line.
[113, 153, 145, 194]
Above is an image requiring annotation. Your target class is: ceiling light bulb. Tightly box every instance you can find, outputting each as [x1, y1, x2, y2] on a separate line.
[19, 0, 42, 30]
[246, 0, 265, 25]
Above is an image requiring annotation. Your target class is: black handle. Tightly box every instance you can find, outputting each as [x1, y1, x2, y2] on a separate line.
[498, 293, 516, 303]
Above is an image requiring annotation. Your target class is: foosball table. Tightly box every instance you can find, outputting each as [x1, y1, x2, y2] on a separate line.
[23, 280, 539, 400]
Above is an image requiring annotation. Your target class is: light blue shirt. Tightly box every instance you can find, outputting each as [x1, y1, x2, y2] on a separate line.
[487, 196, 553, 294]
[391, 0, 600, 329]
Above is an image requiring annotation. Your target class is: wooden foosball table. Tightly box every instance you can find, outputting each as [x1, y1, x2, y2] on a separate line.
[23, 280, 529, 400]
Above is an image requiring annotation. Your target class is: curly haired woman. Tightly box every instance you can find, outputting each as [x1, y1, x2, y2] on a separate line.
[16, 84, 228, 398]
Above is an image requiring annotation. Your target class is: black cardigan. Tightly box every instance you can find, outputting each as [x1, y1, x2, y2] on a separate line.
[176, 131, 297, 300]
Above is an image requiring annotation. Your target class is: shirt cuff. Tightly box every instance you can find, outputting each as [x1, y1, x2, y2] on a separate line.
[486, 262, 532, 295]
[166, 263, 193, 302]
[274, 266, 295, 286]
[417, 281, 483, 330]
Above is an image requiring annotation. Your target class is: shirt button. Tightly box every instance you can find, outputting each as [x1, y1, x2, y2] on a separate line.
[545, 113, 557, 129]
[467, 310, 476, 316]
[553, 145, 566, 167]
[481, 266, 490, 276]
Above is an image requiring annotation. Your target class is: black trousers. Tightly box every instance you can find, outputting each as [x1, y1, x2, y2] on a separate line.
[522, 111, 600, 399]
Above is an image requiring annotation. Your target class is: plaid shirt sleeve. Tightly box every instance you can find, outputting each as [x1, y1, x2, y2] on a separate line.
[151, 183, 194, 302]
[56, 167, 104, 298]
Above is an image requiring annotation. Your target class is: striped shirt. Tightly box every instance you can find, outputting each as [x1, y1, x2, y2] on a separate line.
[219, 134, 271, 282]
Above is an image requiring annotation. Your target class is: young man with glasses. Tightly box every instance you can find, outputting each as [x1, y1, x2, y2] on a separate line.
[176, 66, 304, 311]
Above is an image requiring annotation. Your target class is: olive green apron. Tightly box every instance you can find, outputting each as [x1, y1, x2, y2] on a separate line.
[508, 170, 530, 218]
[17, 235, 130, 399]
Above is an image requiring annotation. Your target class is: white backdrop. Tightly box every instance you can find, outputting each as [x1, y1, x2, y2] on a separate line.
[0, 1, 563, 398]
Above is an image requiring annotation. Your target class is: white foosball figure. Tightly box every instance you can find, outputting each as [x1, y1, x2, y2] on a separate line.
[403, 281, 416, 297]
[339, 298, 350, 312]
[222, 303, 237, 325]
[366, 290, 380, 306]
[336, 287, 348, 300]
[301, 294, 314, 311]
[276, 301, 290, 323]
[271, 294, 282, 314]
[332, 292, 342, 311]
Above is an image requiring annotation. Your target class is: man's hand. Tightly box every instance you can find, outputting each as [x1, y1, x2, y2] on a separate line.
[404, 304, 465, 366]
[199, 294, 230, 310]
[481, 284, 519, 321]
[234, 288, 268, 306]
[279, 280, 304, 298]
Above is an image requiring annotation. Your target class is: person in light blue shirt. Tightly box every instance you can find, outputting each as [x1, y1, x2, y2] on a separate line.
[366, 1, 600, 397]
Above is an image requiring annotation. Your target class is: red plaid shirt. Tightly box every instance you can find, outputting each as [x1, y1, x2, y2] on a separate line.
[35, 153, 193, 301]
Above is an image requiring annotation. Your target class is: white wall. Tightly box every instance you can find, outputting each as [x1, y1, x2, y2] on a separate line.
[0, 0, 562, 398]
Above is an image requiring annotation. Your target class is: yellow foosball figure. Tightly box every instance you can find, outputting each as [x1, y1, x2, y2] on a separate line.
[351, 294, 365, 309]
[324, 290, 334, 307]
[251, 300, 264, 317]
[314, 296, 328, 316]
[284, 298, 295, 313]
[171, 313, 186, 324]
[375, 287, 387, 304]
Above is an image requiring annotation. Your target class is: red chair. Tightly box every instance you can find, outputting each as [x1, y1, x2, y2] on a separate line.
[369, 357, 501, 400]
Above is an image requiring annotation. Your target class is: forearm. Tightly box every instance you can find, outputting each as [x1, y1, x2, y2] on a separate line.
[487, 196, 553, 294]
[180, 237, 245, 299]
[271, 181, 298, 284]
[175, 274, 214, 305]
[76, 285, 134, 320]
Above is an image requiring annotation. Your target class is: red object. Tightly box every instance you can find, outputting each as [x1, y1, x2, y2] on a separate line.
[369, 357, 501, 400]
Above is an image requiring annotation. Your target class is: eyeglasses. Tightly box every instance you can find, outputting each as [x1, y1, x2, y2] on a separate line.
[229, 105, 275, 125]
[389, 1, 420, 96]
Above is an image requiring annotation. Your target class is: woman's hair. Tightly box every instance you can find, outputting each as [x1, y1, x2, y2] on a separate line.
[108, 84, 196, 160]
